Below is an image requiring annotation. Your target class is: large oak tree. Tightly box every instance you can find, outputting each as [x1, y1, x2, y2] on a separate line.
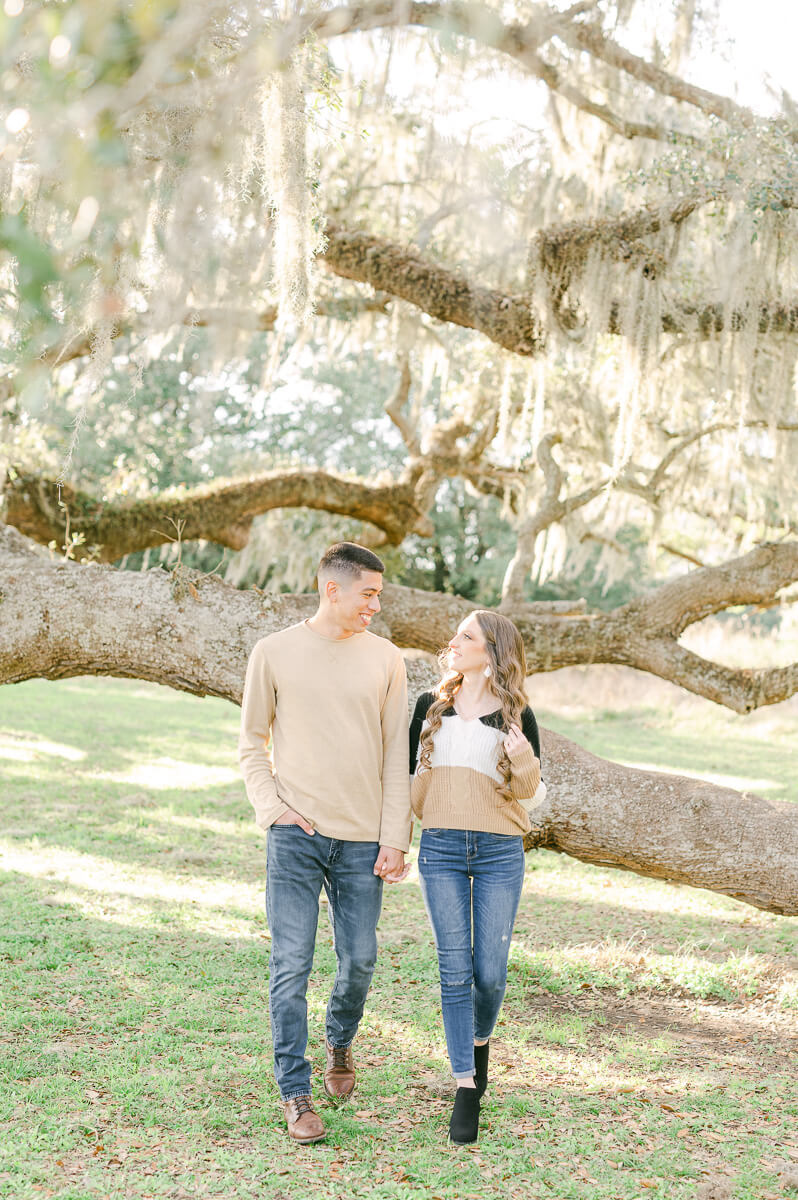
[2, 0, 797, 912]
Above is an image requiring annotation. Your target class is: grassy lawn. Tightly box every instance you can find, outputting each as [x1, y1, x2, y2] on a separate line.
[1, 676, 797, 1200]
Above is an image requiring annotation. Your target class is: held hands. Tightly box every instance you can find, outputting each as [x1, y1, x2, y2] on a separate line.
[374, 846, 410, 884]
[504, 724, 534, 761]
[270, 817, 409, 882]
[272, 808, 315, 835]
[269, 818, 410, 886]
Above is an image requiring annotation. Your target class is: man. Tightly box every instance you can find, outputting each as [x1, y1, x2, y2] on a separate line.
[238, 542, 411, 1144]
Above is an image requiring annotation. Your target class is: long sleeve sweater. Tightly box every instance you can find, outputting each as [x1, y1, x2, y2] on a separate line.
[409, 691, 542, 836]
[238, 621, 412, 850]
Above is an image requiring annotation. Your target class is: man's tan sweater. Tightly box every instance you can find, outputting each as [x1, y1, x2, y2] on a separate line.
[238, 621, 412, 851]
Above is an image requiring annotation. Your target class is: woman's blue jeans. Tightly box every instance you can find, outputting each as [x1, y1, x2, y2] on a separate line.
[265, 825, 383, 1101]
[418, 828, 525, 1079]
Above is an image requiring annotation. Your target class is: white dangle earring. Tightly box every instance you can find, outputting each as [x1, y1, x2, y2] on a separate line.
[483, 664, 492, 678]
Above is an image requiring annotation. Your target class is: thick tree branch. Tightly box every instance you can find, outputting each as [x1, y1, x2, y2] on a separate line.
[14, 215, 798, 382]
[3, 525, 796, 718]
[528, 728, 798, 915]
[322, 223, 547, 355]
[2, 468, 433, 561]
[631, 639, 798, 714]
[279, 2, 749, 141]
[2, 521, 798, 914]
[622, 542, 798, 639]
[558, 16, 761, 131]
[533, 192, 708, 286]
[321, 222, 798, 357]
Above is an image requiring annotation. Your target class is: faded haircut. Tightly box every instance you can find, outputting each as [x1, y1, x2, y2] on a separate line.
[317, 542, 385, 584]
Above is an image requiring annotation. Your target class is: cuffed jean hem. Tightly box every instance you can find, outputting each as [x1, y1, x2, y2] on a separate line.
[280, 1088, 314, 1102]
[454, 1072, 476, 1081]
[326, 1037, 354, 1049]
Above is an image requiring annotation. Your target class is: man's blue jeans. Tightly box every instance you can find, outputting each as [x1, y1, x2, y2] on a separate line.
[418, 828, 525, 1079]
[265, 825, 383, 1100]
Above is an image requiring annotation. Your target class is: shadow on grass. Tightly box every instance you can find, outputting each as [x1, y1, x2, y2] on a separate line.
[2, 868, 796, 1199]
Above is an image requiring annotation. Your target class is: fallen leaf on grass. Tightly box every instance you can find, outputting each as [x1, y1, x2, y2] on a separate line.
[696, 1179, 733, 1200]
[769, 1161, 798, 1191]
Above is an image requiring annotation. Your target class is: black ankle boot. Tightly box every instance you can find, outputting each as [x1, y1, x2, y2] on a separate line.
[449, 1087, 480, 1144]
[474, 1041, 490, 1099]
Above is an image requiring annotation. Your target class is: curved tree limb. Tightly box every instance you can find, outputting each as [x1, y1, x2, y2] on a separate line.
[322, 223, 547, 355]
[622, 542, 798, 639]
[322, 222, 798, 357]
[2, 521, 797, 915]
[2, 468, 433, 561]
[529, 728, 798, 915]
[3, 525, 796, 713]
[1, 362, 509, 559]
[630, 639, 798, 713]
[558, 14, 761, 131]
[276, 1, 766, 140]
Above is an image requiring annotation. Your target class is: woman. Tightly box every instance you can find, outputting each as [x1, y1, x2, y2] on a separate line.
[409, 610, 542, 1145]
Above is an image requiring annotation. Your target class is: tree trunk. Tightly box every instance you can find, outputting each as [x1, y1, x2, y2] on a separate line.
[1, 523, 796, 915]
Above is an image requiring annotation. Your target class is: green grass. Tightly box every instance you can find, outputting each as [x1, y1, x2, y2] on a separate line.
[1, 677, 797, 1199]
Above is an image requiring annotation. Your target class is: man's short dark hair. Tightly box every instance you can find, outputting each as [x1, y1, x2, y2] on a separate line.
[318, 542, 385, 580]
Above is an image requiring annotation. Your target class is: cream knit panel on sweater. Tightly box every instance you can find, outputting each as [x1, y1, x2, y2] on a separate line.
[411, 714, 541, 836]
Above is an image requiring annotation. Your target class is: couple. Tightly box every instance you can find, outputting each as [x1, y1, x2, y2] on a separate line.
[238, 542, 542, 1146]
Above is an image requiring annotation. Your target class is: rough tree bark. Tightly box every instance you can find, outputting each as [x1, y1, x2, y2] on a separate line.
[321, 224, 798, 356]
[530, 728, 798, 916]
[1, 522, 795, 915]
[2, 468, 433, 560]
[2, 523, 796, 711]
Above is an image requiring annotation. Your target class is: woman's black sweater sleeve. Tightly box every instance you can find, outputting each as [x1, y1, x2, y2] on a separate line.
[521, 705, 541, 763]
[409, 691, 434, 774]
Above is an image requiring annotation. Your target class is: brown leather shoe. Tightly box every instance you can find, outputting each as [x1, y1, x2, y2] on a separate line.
[323, 1039, 356, 1099]
[283, 1095, 325, 1144]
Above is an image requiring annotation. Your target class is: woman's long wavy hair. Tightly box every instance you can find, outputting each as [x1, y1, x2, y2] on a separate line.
[418, 610, 529, 803]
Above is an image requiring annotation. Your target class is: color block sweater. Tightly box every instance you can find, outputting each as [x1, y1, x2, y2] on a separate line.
[409, 691, 542, 837]
[238, 621, 412, 850]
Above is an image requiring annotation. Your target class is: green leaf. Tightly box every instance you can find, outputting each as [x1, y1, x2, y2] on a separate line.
[0, 212, 60, 314]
